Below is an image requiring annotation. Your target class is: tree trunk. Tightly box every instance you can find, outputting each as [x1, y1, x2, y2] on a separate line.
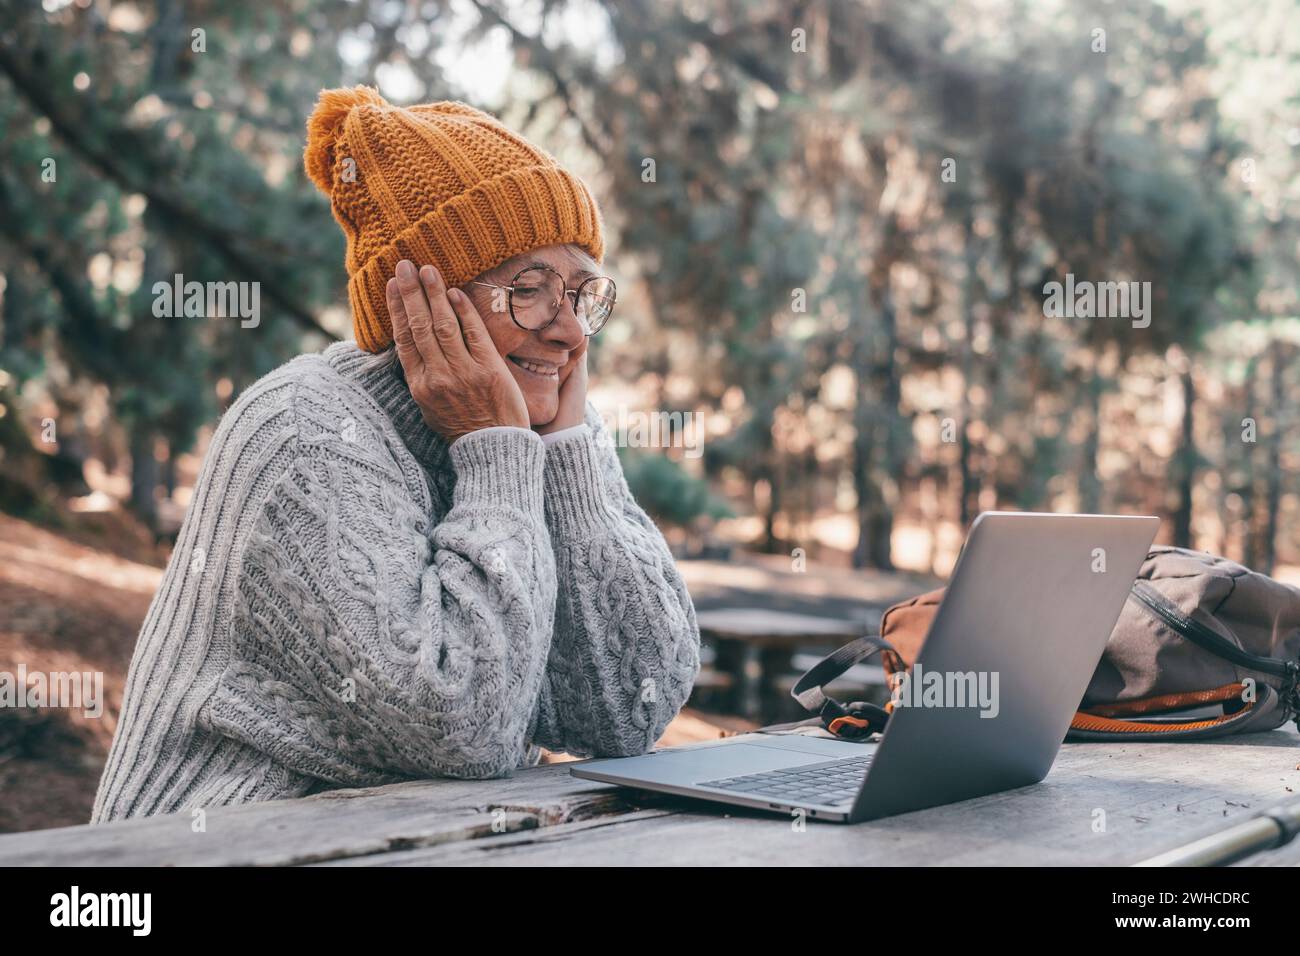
[129, 423, 159, 530]
[1261, 344, 1288, 574]
[851, 399, 876, 569]
[162, 445, 178, 498]
[959, 208, 979, 527]
[870, 281, 901, 570]
[1171, 364, 1196, 549]
[849, 237, 875, 570]
[761, 461, 782, 554]
[1079, 362, 1103, 513]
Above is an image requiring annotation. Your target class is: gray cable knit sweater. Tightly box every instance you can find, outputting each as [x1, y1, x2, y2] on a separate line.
[91, 341, 700, 822]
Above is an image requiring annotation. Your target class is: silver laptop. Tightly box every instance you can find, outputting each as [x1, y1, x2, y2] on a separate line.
[571, 512, 1159, 823]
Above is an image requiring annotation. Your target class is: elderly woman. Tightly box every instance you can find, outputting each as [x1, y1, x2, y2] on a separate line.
[92, 87, 700, 821]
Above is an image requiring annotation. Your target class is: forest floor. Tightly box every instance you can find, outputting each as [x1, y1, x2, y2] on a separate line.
[0, 510, 165, 832]
[0, 509, 760, 833]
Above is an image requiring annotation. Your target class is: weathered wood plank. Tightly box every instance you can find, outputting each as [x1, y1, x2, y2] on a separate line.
[323, 733, 1300, 866]
[0, 768, 628, 866]
[1, 727, 1295, 866]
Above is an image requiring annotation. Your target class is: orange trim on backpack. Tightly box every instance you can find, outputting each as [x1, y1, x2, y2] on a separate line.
[1069, 702, 1253, 735]
[828, 715, 872, 735]
[1084, 683, 1248, 718]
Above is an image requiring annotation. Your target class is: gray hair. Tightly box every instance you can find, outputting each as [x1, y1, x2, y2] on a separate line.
[356, 342, 400, 375]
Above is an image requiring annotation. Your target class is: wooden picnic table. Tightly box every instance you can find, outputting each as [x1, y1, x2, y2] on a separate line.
[696, 608, 868, 720]
[3, 726, 1297, 866]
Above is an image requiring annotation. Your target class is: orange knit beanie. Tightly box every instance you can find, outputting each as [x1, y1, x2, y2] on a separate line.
[303, 86, 605, 352]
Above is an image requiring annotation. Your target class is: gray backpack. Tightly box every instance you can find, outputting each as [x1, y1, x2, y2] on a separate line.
[1068, 547, 1300, 740]
[794, 547, 1300, 742]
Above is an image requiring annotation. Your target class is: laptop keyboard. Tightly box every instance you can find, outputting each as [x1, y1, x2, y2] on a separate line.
[698, 754, 873, 806]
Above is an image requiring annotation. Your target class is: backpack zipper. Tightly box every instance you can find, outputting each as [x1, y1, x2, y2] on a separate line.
[1130, 581, 1299, 683]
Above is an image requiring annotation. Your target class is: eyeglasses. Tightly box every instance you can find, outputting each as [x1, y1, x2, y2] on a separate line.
[471, 265, 617, 335]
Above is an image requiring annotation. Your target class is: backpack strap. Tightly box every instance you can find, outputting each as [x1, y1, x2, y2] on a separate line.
[789, 635, 896, 740]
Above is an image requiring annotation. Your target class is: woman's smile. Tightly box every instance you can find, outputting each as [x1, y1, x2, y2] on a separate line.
[507, 354, 562, 381]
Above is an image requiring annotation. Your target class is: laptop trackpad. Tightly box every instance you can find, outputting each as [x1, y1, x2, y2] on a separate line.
[582, 743, 842, 787]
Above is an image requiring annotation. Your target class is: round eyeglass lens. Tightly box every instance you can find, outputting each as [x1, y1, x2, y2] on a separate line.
[509, 268, 566, 330]
[576, 276, 617, 333]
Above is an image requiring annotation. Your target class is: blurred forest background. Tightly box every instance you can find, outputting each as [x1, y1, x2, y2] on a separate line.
[1, 0, 1298, 829]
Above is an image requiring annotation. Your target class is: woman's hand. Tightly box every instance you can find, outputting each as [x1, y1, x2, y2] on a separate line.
[387, 260, 529, 442]
[534, 341, 589, 435]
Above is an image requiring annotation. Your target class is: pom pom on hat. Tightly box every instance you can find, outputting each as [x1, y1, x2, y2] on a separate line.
[303, 85, 389, 195]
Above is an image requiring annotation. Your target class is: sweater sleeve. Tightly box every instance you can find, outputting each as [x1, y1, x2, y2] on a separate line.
[204, 384, 558, 786]
[530, 401, 701, 757]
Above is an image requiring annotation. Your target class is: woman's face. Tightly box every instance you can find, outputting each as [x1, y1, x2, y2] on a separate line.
[460, 244, 595, 426]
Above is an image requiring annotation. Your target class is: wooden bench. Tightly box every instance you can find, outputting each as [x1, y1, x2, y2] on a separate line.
[696, 608, 869, 720]
[3, 726, 1296, 866]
